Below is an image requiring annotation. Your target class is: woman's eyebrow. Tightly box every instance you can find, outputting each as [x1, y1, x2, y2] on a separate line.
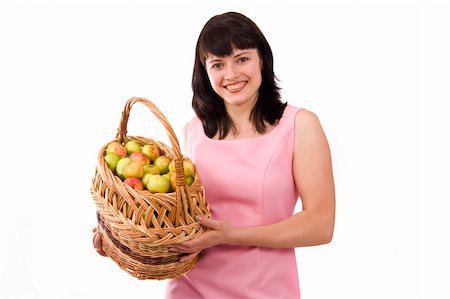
[206, 50, 253, 64]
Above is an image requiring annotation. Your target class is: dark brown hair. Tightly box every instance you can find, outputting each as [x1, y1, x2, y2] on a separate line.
[192, 11, 287, 139]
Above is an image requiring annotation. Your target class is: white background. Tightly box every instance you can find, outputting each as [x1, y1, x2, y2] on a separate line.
[1, 0, 449, 298]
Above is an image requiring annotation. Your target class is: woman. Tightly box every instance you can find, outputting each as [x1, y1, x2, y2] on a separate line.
[94, 11, 335, 299]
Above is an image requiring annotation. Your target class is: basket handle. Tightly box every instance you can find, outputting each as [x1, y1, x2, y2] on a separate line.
[115, 97, 182, 156]
[114, 97, 190, 226]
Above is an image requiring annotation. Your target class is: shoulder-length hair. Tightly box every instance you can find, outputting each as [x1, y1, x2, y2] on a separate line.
[192, 11, 287, 139]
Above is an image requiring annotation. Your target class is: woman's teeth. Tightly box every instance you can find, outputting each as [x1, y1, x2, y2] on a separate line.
[226, 82, 246, 92]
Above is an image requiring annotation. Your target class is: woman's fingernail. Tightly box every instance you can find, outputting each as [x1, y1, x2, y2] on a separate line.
[195, 216, 203, 221]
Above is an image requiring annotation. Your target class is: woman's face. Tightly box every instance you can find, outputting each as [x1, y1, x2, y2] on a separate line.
[204, 48, 262, 108]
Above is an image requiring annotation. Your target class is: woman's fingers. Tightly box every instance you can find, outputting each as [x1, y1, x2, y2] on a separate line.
[92, 228, 108, 257]
[179, 251, 200, 263]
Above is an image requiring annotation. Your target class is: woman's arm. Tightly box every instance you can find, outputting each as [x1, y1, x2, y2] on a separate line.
[170, 109, 335, 254]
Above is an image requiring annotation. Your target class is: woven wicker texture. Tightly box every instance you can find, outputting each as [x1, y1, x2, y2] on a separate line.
[90, 97, 210, 280]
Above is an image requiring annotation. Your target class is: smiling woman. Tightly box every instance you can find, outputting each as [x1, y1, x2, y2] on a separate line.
[91, 11, 335, 299]
[204, 48, 262, 110]
[161, 11, 335, 299]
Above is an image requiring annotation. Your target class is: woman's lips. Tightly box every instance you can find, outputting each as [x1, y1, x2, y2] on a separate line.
[225, 81, 246, 92]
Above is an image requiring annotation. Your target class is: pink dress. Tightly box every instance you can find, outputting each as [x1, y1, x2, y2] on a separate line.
[166, 105, 301, 299]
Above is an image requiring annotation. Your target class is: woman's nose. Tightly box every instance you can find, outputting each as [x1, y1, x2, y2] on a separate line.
[224, 64, 239, 81]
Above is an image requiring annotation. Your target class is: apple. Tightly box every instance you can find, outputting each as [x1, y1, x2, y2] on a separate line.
[186, 175, 194, 186]
[168, 172, 177, 192]
[143, 164, 160, 175]
[123, 161, 144, 179]
[116, 157, 131, 179]
[168, 159, 195, 177]
[153, 155, 172, 174]
[106, 141, 127, 158]
[129, 152, 150, 166]
[141, 173, 154, 188]
[142, 143, 160, 162]
[146, 174, 170, 193]
[104, 153, 120, 171]
[123, 177, 143, 190]
[125, 140, 142, 154]
[183, 160, 195, 177]
[168, 160, 176, 173]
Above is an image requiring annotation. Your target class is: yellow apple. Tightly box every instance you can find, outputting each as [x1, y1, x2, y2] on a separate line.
[142, 143, 160, 162]
[153, 155, 172, 174]
[183, 160, 195, 177]
[123, 161, 144, 179]
[168, 172, 177, 192]
[168, 159, 195, 177]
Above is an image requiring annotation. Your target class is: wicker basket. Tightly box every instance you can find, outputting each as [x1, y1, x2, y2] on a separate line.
[90, 97, 210, 280]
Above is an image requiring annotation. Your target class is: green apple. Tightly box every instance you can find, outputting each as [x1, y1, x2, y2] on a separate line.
[143, 164, 160, 175]
[123, 177, 143, 190]
[123, 161, 144, 179]
[104, 153, 120, 172]
[153, 155, 172, 174]
[142, 143, 160, 162]
[116, 157, 131, 179]
[146, 174, 170, 193]
[141, 173, 155, 188]
[125, 140, 142, 155]
[186, 175, 194, 186]
[106, 141, 127, 158]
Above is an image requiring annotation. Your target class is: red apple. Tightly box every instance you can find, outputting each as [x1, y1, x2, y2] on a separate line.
[129, 152, 150, 166]
[142, 143, 160, 162]
[123, 177, 143, 190]
[106, 141, 127, 158]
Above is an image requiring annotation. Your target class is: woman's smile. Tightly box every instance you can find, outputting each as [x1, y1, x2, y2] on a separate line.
[224, 81, 247, 93]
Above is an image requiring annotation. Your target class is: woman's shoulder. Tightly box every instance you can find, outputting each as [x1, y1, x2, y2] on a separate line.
[293, 108, 328, 146]
[295, 108, 320, 125]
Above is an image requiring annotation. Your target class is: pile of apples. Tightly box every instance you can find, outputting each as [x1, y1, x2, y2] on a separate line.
[103, 140, 195, 193]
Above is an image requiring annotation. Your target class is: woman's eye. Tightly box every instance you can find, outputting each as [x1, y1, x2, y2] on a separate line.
[238, 57, 249, 63]
[211, 63, 223, 69]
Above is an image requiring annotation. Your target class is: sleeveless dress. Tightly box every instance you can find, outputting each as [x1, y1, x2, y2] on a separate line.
[166, 105, 302, 299]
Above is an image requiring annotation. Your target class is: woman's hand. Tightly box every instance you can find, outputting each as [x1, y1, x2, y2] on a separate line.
[92, 226, 107, 257]
[169, 216, 234, 262]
